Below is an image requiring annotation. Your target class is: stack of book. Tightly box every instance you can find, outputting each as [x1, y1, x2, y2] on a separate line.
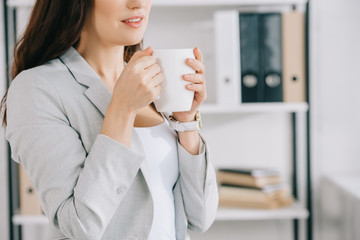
[217, 167, 294, 209]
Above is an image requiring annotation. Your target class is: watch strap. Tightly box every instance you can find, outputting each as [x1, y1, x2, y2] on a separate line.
[166, 111, 202, 132]
[168, 116, 200, 132]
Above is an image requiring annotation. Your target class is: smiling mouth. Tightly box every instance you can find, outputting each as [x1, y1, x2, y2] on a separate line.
[121, 16, 144, 28]
[123, 18, 142, 23]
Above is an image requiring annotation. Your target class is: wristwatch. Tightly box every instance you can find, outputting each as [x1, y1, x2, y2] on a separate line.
[168, 110, 202, 132]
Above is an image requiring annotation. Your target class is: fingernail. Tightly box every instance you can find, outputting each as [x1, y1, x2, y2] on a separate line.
[183, 74, 190, 80]
[188, 59, 194, 63]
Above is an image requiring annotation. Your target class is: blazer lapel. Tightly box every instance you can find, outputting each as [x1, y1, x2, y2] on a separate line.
[59, 47, 152, 187]
[59, 47, 111, 117]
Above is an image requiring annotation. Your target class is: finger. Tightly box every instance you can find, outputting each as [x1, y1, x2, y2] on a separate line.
[145, 63, 161, 78]
[186, 58, 205, 74]
[152, 72, 165, 87]
[182, 73, 205, 84]
[128, 46, 153, 64]
[152, 84, 162, 101]
[137, 56, 157, 69]
[194, 47, 203, 63]
[185, 83, 206, 94]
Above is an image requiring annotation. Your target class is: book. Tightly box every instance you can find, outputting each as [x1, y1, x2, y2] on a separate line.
[219, 194, 294, 209]
[218, 167, 281, 177]
[219, 183, 290, 203]
[217, 168, 283, 188]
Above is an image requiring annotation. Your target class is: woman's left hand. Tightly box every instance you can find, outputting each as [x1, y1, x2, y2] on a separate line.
[172, 47, 207, 122]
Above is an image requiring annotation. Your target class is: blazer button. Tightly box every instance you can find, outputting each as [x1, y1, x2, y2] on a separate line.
[114, 185, 127, 194]
[128, 236, 140, 240]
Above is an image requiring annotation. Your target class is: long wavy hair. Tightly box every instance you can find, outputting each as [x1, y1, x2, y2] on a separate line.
[0, 0, 142, 126]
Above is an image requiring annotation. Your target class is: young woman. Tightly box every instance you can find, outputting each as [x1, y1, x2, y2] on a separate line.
[1, 0, 218, 239]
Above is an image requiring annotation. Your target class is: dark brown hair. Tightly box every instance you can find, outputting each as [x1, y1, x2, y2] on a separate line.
[0, 0, 142, 126]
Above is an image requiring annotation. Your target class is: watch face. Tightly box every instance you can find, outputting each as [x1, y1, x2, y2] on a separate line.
[195, 111, 200, 120]
[196, 111, 202, 130]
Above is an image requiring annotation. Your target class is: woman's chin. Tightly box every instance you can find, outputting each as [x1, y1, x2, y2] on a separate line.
[118, 34, 144, 46]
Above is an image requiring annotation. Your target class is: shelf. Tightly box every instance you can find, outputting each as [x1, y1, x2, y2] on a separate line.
[12, 202, 308, 225]
[12, 214, 48, 225]
[327, 175, 360, 199]
[7, 0, 307, 8]
[152, 0, 307, 6]
[199, 102, 308, 114]
[216, 202, 309, 221]
[6, 0, 34, 8]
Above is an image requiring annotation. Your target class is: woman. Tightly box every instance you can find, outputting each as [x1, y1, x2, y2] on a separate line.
[1, 0, 218, 239]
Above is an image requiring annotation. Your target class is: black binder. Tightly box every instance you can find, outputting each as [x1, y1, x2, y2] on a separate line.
[240, 14, 261, 103]
[239, 13, 283, 102]
[261, 13, 283, 102]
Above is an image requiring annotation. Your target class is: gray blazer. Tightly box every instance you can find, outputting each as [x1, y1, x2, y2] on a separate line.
[5, 47, 218, 240]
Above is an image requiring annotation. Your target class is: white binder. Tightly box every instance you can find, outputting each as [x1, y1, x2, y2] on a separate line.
[214, 10, 241, 105]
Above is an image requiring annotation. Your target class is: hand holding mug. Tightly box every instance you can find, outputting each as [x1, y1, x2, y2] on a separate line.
[112, 47, 164, 113]
[172, 47, 207, 122]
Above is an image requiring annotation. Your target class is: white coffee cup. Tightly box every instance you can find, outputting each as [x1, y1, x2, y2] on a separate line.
[153, 48, 195, 112]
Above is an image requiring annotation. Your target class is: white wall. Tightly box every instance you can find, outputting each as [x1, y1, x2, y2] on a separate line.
[309, 0, 360, 239]
[0, 0, 10, 239]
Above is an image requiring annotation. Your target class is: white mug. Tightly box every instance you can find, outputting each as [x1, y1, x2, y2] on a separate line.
[152, 48, 195, 112]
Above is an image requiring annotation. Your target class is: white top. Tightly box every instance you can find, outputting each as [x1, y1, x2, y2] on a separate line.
[134, 116, 178, 240]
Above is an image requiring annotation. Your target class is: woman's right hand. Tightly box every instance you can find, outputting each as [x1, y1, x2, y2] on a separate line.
[111, 47, 164, 114]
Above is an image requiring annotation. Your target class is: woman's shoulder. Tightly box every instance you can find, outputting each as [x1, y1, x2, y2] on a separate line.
[13, 57, 67, 85]
[7, 57, 74, 109]
[9, 55, 77, 96]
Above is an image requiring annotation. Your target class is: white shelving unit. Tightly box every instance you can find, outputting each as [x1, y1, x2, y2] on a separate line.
[13, 202, 308, 226]
[12, 215, 48, 226]
[6, 0, 34, 8]
[5, 0, 310, 240]
[217, 203, 308, 221]
[200, 102, 308, 114]
[153, 0, 307, 6]
[6, 0, 308, 8]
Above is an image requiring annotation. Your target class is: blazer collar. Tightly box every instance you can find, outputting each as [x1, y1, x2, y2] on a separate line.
[59, 47, 111, 117]
[59, 47, 152, 188]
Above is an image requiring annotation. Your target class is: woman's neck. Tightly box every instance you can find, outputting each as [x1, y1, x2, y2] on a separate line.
[76, 34, 125, 92]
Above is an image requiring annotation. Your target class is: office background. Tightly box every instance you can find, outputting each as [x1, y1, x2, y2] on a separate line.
[1, 0, 360, 239]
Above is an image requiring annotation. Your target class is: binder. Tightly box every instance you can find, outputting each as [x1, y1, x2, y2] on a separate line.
[282, 11, 306, 102]
[19, 165, 43, 215]
[216, 12, 284, 103]
[239, 14, 261, 103]
[261, 13, 283, 102]
[214, 10, 241, 105]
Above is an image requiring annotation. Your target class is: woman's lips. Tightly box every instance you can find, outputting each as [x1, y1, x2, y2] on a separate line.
[122, 16, 144, 28]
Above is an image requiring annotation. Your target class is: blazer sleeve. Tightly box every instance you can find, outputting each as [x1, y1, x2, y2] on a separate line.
[177, 134, 219, 232]
[5, 71, 145, 240]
